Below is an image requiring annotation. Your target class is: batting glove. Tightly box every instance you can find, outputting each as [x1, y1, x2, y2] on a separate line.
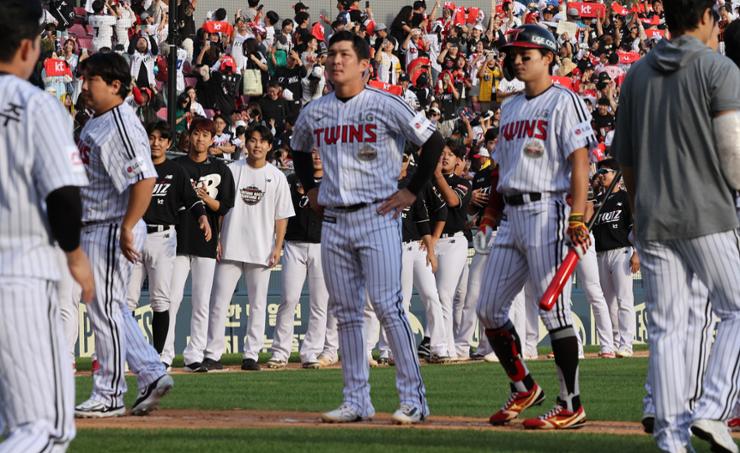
[566, 213, 591, 257]
[473, 225, 493, 255]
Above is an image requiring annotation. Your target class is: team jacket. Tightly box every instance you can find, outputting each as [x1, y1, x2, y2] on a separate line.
[592, 189, 633, 252]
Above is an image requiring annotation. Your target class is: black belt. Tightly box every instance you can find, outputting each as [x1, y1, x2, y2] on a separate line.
[503, 192, 542, 206]
[147, 225, 174, 234]
[333, 199, 384, 212]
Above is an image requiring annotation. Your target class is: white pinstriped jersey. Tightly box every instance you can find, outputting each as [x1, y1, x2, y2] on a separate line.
[291, 87, 436, 207]
[78, 102, 157, 223]
[0, 75, 88, 280]
[493, 84, 597, 195]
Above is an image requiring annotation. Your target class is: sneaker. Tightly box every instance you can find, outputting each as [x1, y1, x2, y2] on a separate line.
[317, 354, 338, 367]
[202, 358, 223, 372]
[417, 337, 431, 360]
[183, 362, 207, 373]
[728, 417, 740, 430]
[427, 354, 453, 364]
[131, 374, 174, 416]
[392, 404, 425, 425]
[321, 404, 372, 423]
[489, 383, 545, 425]
[265, 359, 287, 369]
[615, 348, 633, 358]
[483, 352, 500, 363]
[523, 400, 586, 430]
[598, 352, 616, 359]
[691, 419, 739, 453]
[75, 399, 125, 419]
[241, 358, 261, 371]
[641, 414, 655, 434]
[302, 361, 320, 369]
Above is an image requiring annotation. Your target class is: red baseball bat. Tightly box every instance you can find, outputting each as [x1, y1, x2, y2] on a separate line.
[539, 170, 623, 311]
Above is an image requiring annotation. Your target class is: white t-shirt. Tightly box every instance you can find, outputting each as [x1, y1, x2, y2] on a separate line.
[115, 9, 135, 47]
[220, 161, 295, 265]
[497, 77, 525, 105]
[377, 53, 400, 85]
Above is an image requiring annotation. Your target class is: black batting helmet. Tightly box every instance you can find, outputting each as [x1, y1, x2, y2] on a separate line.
[501, 25, 558, 80]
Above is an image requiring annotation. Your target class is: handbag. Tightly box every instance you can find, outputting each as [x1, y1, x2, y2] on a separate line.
[242, 68, 263, 96]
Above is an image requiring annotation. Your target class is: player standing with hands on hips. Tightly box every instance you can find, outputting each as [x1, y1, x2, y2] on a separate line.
[0, 0, 93, 449]
[613, 0, 740, 450]
[475, 25, 596, 430]
[291, 31, 445, 425]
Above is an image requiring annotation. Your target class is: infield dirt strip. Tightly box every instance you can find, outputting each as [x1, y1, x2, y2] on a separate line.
[75, 409, 738, 438]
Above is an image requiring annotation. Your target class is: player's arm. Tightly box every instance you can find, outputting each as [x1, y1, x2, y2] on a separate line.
[713, 110, 740, 190]
[566, 147, 591, 250]
[434, 164, 461, 207]
[291, 110, 323, 215]
[269, 218, 288, 268]
[177, 166, 211, 240]
[121, 177, 156, 262]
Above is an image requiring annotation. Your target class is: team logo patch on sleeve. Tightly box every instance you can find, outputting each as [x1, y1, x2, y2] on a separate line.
[573, 121, 594, 138]
[409, 111, 432, 139]
[124, 156, 148, 178]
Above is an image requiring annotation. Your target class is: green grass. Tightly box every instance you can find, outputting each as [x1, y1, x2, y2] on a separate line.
[75, 357, 648, 421]
[70, 428, 660, 453]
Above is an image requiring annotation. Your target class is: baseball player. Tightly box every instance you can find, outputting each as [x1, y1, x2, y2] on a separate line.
[74, 52, 173, 418]
[475, 25, 596, 430]
[613, 0, 740, 448]
[206, 124, 294, 372]
[291, 31, 445, 425]
[0, 0, 92, 447]
[87, 0, 116, 52]
[126, 121, 211, 358]
[165, 118, 235, 373]
[591, 159, 637, 358]
[268, 150, 337, 369]
[433, 141, 472, 360]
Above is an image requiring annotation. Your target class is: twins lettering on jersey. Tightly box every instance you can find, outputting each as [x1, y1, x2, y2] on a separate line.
[500, 119, 549, 142]
[312, 123, 378, 147]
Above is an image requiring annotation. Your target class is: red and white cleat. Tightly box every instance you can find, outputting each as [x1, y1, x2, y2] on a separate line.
[488, 383, 545, 425]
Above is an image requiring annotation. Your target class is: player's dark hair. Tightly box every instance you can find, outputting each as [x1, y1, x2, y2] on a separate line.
[725, 19, 740, 68]
[212, 113, 229, 125]
[92, 0, 104, 14]
[214, 8, 227, 21]
[248, 0, 260, 7]
[190, 117, 216, 137]
[663, 0, 716, 35]
[146, 121, 173, 141]
[265, 11, 280, 26]
[247, 124, 274, 144]
[328, 30, 371, 60]
[282, 19, 294, 29]
[444, 138, 467, 159]
[597, 158, 620, 172]
[0, 0, 43, 62]
[78, 52, 132, 98]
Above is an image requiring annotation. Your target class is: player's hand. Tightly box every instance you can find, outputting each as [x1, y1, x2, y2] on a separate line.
[566, 213, 591, 255]
[216, 240, 223, 262]
[66, 247, 95, 304]
[196, 186, 211, 201]
[473, 225, 493, 255]
[377, 188, 416, 218]
[306, 187, 324, 217]
[630, 252, 640, 273]
[120, 226, 140, 263]
[267, 247, 281, 268]
[198, 215, 212, 242]
[426, 249, 438, 273]
[471, 189, 489, 207]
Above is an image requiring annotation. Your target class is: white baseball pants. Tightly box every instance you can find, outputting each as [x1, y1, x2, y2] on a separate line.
[597, 247, 635, 353]
[205, 260, 272, 361]
[575, 234, 615, 354]
[56, 249, 80, 364]
[127, 228, 177, 313]
[435, 232, 469, 358]
[162, 255, 216, 366]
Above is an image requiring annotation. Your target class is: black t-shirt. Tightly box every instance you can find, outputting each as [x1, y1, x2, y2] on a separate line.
[177, 3, 196, 41]
[437, 92, 456, 118]
[258, 96, 289, 131]
[284, 174, 322, 243]
[592, 189, 632, 252]
[174, 156, 235, 258]
[439, 173, 472, 235]
[144, 159, 204, 226]
[470, 166, 492, 226]
[592, 110, 615, 141]
[400, 176, 447, 242]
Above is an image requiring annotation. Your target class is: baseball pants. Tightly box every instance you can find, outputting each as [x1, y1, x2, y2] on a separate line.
[163, 255, 216, 366]
[435, 232, 469, 359]
[321, 308, 340, 362]
[597, 247, 635, 353]
[270, 241, 331, 363]
[575, 234, 615, 354]
[81, 222, 165, 407]
[0, 279, 75, 453]
[126, 228, 177, 313]
[205, 260, 272, 361]
[322, 205, 427, 418]
[477, 198, 574, 332]
[400, 241, 448, 357]
[637, 229, 740, 452]
[56, 249, 80, 365]
[643, 277, 718, 417]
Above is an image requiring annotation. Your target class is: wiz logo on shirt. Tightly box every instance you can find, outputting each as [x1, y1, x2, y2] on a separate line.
[312, 124, 378, 147]
[500, 119, 549, 142]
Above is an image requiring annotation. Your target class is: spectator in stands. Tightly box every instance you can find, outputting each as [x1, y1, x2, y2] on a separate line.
[259, 81, 288, 133]
[129, 33, 158, 90]
[88, 0, 116, 52]
[210, 113, 236, 159]
[375, 37, 401, 84]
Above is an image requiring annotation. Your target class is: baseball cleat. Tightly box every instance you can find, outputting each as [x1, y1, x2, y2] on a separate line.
[377, 357, 391, 367]
[265, 359, 287, 369]
[317, 354, 338, 367]
[483, 352, 500, 363]
[392, 404, 425, 425]
[75, 399, 125, 418]
[321, 404, 372, 423]
[302, 361, 320, 369]
[183, 362, 207, 373]
[641, 414, 655, 434]
[691, 419, 739, 453]
[489, 383, 545, 425]
[598, 351, 616, 359]
[202, 358, 223, 372]
[417, 337, 431, 360]
[241, 358, 261, 371]
[522, 401, 586, 430]
[728, 417, 740, 430]
[131, 374, 174, 416]
[427, 354, 454, 364]
[615, 348, 633, 358]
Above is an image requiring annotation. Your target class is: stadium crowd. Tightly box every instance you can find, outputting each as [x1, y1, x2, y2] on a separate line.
[35, 0, 740, 374]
